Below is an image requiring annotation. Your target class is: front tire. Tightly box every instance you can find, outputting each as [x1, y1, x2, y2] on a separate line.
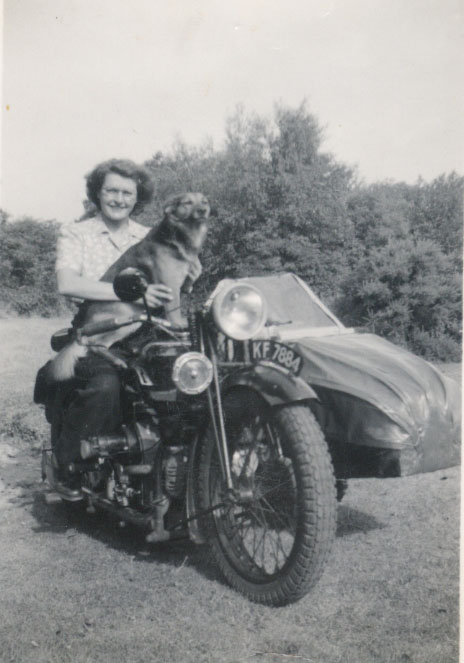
[197, 390, 337, 606]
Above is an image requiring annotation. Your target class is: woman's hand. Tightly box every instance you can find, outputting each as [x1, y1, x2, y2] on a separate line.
[144, 283, 173, 308]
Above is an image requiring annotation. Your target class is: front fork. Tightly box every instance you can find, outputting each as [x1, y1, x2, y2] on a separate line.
[204, 332, 234, 492]
[202, 332, 296, 496]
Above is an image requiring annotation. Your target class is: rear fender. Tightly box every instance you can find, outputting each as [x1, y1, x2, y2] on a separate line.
[222, 364, 318, 407]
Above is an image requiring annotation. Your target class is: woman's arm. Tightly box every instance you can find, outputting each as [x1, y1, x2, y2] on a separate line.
[57, 267, 173, 307]
[57, 268, 119, 301]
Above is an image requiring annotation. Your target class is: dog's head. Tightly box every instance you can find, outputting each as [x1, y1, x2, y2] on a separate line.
[163, 193, 211, 223]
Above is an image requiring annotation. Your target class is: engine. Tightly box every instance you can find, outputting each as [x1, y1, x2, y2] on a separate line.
[78, 420, 187, 508]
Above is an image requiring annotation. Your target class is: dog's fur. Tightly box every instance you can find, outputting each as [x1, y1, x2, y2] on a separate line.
[49, 193, 210, 381]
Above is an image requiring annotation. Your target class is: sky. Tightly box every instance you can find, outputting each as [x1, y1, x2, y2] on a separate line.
[1, 0, 463, 223]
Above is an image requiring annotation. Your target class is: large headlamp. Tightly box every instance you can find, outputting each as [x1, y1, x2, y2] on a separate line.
[211, 282, 267, 340]
[172, 352, 213, 395]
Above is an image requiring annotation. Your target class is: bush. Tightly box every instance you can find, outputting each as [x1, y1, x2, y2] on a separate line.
[0, 217, 69, 317]
[337, 237, 462, 359]
[1, 104, 462, 361]
[409, 329, 462, 363]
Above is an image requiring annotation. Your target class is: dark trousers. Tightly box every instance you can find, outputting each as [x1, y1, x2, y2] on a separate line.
[53, 356, 122, 466]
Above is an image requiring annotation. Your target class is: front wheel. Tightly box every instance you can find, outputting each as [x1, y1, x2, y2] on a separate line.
[197, 390, 337, 606]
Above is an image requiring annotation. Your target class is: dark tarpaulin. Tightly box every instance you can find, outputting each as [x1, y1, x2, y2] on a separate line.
[237, 273, 461, 476]
[294, 333, 461, 475]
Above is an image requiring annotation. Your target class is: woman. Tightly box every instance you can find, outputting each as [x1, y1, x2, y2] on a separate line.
[53, 159, 172, 494]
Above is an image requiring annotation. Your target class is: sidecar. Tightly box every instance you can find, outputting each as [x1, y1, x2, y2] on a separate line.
[215, 273, 461, 479]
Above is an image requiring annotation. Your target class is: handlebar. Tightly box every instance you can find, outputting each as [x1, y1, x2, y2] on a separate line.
[78, 314, 146, 337]
[78, 314, 172, 338]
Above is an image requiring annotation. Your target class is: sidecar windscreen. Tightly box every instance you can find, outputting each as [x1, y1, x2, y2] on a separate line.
[239, 273, 341, 330]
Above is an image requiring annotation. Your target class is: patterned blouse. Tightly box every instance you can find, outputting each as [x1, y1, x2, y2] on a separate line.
[56, 215, 149, 281]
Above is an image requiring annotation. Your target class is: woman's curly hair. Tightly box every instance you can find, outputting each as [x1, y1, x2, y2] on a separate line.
[85, 159, 154, 216]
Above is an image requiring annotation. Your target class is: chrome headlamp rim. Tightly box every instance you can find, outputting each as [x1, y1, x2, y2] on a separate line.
[211, 282, 267, 341]
[172, 351, 213, 395]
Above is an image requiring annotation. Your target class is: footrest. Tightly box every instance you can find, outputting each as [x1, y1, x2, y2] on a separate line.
[44, 492, 63, 505]
[54, 483, 84, 502]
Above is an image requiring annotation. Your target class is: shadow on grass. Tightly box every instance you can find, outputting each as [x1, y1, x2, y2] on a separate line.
[27, 481, 386, 590]
[29, 488, 222, 582]
[336, 504, 386, 537]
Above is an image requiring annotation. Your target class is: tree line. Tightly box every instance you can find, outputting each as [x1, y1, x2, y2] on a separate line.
[1, 103, 462, 361]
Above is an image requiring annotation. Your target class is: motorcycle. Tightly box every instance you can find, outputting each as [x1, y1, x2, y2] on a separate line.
[38, 269, 337, 606]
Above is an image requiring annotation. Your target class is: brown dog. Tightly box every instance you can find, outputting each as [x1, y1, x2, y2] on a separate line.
[49, 193, 210, 381]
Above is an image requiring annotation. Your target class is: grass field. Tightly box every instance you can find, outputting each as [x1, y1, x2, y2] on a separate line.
[0, 317, 460, 663]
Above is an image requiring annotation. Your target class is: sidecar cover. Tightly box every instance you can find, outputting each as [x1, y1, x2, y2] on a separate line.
[216, 273, 461, 477]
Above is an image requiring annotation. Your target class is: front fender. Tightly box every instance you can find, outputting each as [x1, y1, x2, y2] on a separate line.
[222, 364, 318, 407]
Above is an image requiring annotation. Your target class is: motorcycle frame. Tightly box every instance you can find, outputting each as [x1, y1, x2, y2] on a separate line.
[45, 305, 321, 542]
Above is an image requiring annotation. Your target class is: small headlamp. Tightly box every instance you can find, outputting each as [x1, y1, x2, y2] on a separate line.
[172, 352, 213, 395]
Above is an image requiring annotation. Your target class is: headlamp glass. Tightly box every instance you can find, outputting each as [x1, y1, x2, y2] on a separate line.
[172, 352, 213, 395]
[211, 283, 267, 340]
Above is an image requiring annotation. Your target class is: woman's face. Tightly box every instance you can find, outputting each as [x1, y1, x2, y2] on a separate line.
[98, 172, 138, 225]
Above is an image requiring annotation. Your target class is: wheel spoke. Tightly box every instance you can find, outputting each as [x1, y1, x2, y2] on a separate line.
[260, 528, 267, 570]
[231, 491, 290, 574]
[211, 403, 326, 579]
[255, 474, 294, 501]
[250, 519, 266, 561]
[260, 496, 293, 531]
[275, 531, 287, 559]
[222, 418, 300, 575]
[271, 533, 285, 572]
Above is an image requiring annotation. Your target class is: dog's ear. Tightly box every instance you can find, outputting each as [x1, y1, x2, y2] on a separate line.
[208, 205, 218, 217]
[163, 194, 182, 217]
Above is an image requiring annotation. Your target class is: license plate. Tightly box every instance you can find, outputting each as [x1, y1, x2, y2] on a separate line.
[250, 340, 303, 376]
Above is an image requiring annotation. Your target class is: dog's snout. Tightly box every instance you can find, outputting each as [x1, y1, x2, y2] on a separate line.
[197, 205, 209, 217]
[191, 195, 211, 219]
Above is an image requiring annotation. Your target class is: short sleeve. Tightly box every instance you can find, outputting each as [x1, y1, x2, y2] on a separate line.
[55, 223, 84, 275]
